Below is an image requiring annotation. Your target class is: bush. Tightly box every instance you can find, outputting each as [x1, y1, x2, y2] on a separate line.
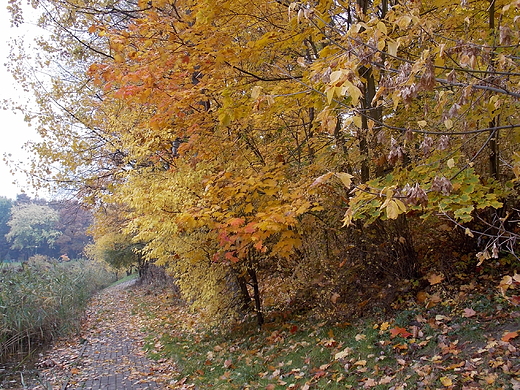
[0, 256, 116, 360]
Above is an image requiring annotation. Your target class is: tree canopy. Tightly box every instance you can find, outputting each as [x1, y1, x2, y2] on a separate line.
[7, 0, 520, 323]
[6, 202, 61, 256]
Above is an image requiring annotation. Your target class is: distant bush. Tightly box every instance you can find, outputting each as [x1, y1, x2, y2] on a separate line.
[0, 256, 116, 359]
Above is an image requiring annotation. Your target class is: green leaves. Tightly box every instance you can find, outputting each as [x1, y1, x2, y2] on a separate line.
[6, 203, 61, 251]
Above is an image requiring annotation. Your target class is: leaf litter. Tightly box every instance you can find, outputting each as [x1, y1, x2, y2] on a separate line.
[30, 272, 520, 389]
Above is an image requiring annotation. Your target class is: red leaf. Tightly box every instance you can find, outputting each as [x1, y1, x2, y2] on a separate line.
[290, 325, 298, 334]
[313, 370, 327, 379]
[389, 327, 413, 338]
[224, 252, 239, 263]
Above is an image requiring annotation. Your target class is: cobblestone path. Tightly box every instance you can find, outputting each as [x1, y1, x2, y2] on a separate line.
[35, 280, 172, 390]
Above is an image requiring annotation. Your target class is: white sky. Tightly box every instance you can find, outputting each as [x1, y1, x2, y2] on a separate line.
[0, 5, 42, 200]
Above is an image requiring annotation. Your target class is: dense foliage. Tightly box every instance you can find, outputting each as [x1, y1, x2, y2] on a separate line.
[6, 0, 519, 324]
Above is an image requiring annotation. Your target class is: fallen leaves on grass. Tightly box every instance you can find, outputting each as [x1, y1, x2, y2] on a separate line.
[31, 273, 520, 390]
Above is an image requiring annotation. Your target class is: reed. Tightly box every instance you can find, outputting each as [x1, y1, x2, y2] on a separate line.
[0, 257, 115, 360]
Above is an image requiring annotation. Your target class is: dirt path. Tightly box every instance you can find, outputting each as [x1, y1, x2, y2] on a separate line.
[34, 280, 175, 390]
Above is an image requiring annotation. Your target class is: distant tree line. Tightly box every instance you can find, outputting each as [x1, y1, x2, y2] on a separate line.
[0, 194, 92, 262]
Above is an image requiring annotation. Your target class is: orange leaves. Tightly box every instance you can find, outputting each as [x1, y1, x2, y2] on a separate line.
[195, 164, 311, 264]
[501, 331, 519, 342]
[228, 217, 245, 228]
[389, 326, 413, 339]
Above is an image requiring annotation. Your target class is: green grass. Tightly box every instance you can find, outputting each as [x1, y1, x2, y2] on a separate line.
[109, 272, 139, 287]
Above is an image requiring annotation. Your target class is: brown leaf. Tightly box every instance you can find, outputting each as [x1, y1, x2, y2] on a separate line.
[462, 308, 476, 318]
[379, 375, 394, 384]
[330, 292, 340, 304]
[427, 273, 444, 285]
[416, 291, 428, 303]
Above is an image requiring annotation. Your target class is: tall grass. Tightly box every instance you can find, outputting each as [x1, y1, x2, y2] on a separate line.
[0, 256, 116, 360]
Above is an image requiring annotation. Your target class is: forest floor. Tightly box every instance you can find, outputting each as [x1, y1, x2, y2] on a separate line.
[16, 271, 520, 389]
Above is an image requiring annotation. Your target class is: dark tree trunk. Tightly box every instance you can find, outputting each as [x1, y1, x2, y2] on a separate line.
[247, 267, 264, 327]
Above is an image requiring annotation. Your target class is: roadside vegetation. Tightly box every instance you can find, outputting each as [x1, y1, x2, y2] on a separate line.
[0, 256, 115, 361]
[134, 269, 520, 390]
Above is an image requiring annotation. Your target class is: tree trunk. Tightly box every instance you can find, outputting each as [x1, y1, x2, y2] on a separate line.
[247, 267, 264, 327]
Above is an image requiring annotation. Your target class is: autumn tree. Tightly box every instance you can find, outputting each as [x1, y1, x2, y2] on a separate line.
[301, 0, 520, 260]
[52, 199, 93, 258]
[6, 202, 61, 260]
[8, 0, 519, 323]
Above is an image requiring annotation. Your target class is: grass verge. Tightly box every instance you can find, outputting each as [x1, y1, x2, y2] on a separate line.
[133, 274, 520, 389]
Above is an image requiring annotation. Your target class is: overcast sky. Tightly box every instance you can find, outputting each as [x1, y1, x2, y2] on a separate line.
[0, 5, 42, 200]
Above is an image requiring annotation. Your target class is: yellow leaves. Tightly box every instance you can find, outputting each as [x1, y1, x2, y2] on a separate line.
[316, 107, 337, 133]
[396, 15, 413, 29]
[379, 188, 407, 220]
[376, 21, 388, 35]
[387, 39, 399, 57]
[325, 70, 362, 105]
[383, 199, 406, 220]
[498, 273, 520, 296]
[253, 31, 278, 49]
[439, 376, 453, 387]
[251, 86, 263, 100]
[334, 347, 352, 360]
[336, 172, 354, 188]
[218, 112, 232, 126]
[310, 171, 353, 190]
